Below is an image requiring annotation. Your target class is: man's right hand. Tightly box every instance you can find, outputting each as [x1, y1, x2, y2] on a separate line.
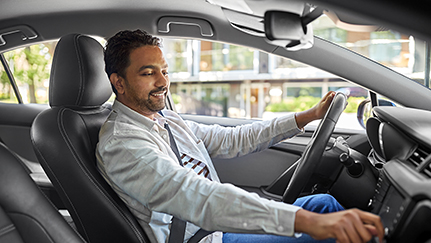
[294, 208, 384, 243]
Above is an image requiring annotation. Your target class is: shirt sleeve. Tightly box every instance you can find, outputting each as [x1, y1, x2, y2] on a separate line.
[185, 113, 303, 159]
[98, 128, 301, 237]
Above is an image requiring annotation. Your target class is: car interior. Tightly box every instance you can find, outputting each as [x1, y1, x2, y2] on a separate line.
[29, 33, 148, 243]
[1, 0, 431, 243]
[0, 142, 84, 243]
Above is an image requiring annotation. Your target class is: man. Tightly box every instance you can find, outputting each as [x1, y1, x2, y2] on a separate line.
[97, 29, 383, 243]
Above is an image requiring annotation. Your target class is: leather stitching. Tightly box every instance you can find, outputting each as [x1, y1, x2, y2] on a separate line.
[73, 35, 85, 106]
[0, 224, 15, 237]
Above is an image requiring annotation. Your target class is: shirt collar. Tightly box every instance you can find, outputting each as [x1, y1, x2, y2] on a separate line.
[112, 99, 166, 131]
[153, 115, 166, 128]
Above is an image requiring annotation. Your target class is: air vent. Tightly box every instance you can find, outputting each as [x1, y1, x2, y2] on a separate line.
[407, 146, 431, 178]
[407, 147, 429, 168]
[422, 163, 431, 178]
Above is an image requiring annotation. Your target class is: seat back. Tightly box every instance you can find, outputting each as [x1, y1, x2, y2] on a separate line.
[0, 142, 84, 243]
[31, 34, 149, 243]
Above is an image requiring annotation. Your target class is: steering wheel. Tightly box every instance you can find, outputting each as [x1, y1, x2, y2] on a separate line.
[282, 92, 347, 203]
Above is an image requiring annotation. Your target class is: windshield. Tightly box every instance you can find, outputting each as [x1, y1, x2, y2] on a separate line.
[1, 10, 427, 132]
[312, 15, 429, 88]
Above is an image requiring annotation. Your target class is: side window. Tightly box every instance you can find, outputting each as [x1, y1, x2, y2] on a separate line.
[0, 37, 106, 105]
[0, 61, 19, 103]
[1, 41, 57, 104]
[162, 38, 368, 131]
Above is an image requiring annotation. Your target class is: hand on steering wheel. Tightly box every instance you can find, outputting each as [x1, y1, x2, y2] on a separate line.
[282, 92, 347, 203]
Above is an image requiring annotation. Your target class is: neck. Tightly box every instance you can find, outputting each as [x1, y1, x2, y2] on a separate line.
[115, 98, 156, 120]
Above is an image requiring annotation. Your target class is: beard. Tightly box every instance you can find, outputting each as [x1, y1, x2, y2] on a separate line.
[127, 84, 167, 113]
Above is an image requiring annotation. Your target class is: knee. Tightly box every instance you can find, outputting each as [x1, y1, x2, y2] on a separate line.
[314, 194, 337, 204]
[296, 194, 344, 213]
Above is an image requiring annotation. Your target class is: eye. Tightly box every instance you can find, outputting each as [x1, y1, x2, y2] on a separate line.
[141, 72, 153, 76]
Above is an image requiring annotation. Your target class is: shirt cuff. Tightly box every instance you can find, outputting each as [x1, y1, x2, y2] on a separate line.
[275, 113, 305, 139]
[266, 200, 302, 237]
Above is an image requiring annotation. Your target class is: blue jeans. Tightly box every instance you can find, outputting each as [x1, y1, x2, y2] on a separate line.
[222, 194, 344, 243]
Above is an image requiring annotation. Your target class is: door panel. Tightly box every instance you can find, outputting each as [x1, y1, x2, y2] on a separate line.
[213, 148, 301, 188]
[0, 103, 48, 161]
[0, 103, 64, 207]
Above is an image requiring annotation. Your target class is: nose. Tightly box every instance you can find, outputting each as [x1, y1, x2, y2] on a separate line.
[155, 71, 169, 88]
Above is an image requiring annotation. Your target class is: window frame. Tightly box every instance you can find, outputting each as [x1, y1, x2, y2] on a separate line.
[0, 53, 23, 103]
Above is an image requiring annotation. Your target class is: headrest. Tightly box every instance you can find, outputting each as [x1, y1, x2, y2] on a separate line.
[49, 34, 112, 108]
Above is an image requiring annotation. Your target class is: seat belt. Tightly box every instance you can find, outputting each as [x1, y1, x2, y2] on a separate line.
[164, 121, 187, 243]
[159, 111, 213, 243]
[164, 122, 183, 166]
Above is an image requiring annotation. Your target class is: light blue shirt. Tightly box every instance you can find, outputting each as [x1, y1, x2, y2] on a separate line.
[96, 100, 303, 243]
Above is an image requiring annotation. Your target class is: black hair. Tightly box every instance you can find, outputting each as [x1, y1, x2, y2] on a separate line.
[104, 29, 161, 94]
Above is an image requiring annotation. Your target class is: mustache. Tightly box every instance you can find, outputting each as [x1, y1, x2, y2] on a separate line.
[149, 87, 167, 95]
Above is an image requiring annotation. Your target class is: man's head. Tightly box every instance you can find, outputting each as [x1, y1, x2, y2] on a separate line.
[104, 29, 161, 85]
[104, 30, 169, 119]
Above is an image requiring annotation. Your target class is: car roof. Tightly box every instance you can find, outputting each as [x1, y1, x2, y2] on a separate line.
[0, 0, 228, 52]
[1, 0, 430, 51]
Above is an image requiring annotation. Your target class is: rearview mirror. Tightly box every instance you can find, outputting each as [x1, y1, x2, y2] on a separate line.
[264, 7, 323, 50]
[264, 11, 305, 47]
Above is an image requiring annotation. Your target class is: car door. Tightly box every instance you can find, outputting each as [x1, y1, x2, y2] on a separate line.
[0, 41, 63, 207]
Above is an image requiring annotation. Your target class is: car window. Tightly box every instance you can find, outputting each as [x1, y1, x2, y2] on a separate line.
[162, 38, 367, 130]
[0, 37, 107, 105]
[0, 41, 57, 104]
[0, 60, 19, 103]
[313, 14, 428, 87]
[163, 14, 431, 131]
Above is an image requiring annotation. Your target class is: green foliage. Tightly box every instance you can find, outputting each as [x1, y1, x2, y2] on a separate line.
[23, 45, 50, 82]
[2, 43, 54, 103]
[265, 96, 367, 113]
[265, 96, 321, 113]
[344, 97, 365, 113]
[171, 93, 181, 104]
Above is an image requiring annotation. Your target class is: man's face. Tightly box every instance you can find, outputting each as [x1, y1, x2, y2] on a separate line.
[117, 45, 170, 118]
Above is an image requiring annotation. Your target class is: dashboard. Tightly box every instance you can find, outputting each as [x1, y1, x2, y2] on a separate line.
[368, 106, 431, 243]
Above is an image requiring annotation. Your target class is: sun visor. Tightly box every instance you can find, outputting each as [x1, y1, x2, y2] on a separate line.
[209, 0, 318, 51]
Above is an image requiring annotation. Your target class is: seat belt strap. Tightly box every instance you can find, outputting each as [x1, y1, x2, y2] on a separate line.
[168, 217, 187, 243]
[159, 111, 213, 243]
[164, 121, 183, 166]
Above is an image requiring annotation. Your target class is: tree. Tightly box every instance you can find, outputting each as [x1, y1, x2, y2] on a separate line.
[5, 42, 55, 103]
[22, 44, 50, 103]
[0, 67, 12, 101]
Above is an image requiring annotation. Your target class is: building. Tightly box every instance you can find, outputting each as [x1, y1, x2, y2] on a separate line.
[161, 16, 421, 119]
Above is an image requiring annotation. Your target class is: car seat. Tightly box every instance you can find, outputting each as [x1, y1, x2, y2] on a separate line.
[0, 142, 84, 243]
[31, 33, 149, 243]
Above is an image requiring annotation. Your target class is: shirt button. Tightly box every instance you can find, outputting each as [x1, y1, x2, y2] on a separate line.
[162, 134, 167, 139]
[277, 226, 284, 232]
[242, 222, 247, 227]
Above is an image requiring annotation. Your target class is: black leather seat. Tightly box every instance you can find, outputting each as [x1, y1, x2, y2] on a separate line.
[31, 34, 149, 243]
[0, 142, 84, 243]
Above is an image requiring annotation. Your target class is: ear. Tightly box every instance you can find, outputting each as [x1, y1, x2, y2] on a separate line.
[110, 73, 125, 95]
